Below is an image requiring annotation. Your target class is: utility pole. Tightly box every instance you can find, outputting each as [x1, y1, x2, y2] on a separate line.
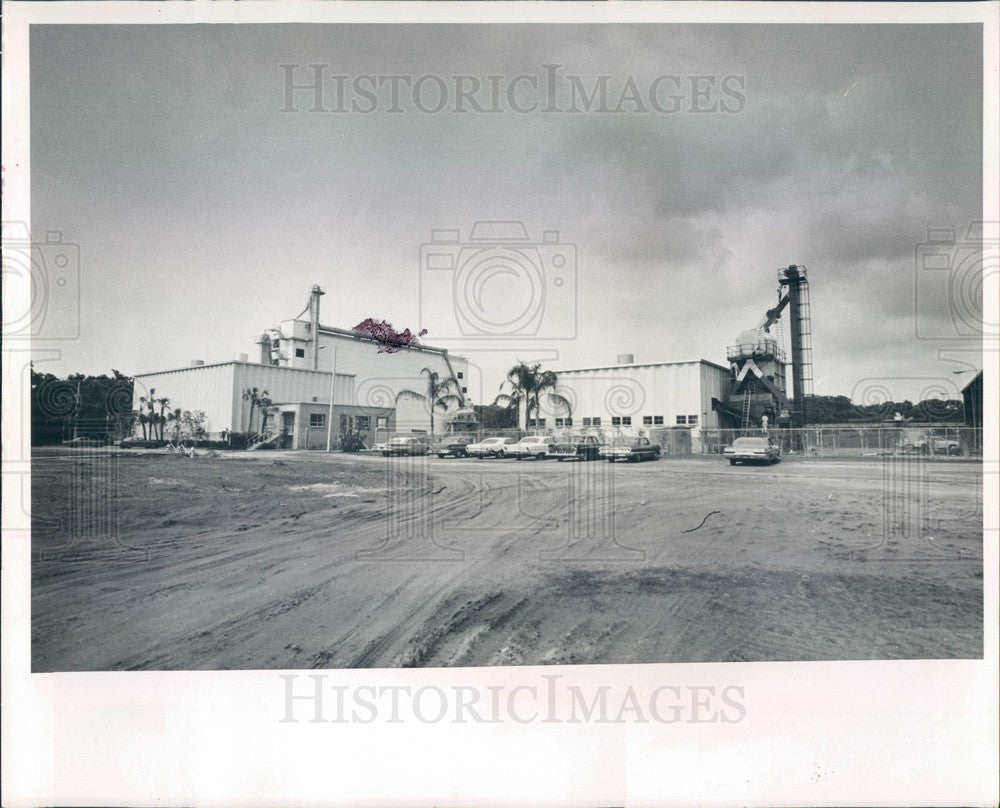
[325, 347, 338, 452]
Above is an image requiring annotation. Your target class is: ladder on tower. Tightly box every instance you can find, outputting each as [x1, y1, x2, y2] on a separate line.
[740, 387, 753, 432]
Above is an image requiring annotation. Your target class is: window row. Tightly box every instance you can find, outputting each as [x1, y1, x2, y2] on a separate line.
[523, 415, 700, 428]
[308, 413, 389, 430]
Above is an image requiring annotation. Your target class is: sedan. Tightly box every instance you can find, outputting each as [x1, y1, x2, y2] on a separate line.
[466, 436, 518, 458]
[432, 436, 474, 458]
[381, 436, 430, 456]
[549, 434, 605, 461]
[723, 436, 780, 465]
[601, 436, 661, 462]
[507, 435, 556, 460]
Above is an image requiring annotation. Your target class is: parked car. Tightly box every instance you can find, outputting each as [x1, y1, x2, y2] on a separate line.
[929, 436, 962, 455]
[549, 434, 605, 461]
[381, 436, 430, 456]
[507, 435, 556, 460]
[466, 436, 519, 458]
[432, 435, 474, 458]
[601, 436, 661, 462]
[904, 434, 962, 455]
[723, 436, 780, 465]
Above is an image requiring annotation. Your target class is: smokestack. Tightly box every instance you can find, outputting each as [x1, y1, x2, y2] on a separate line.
[309, 284, 325, 370]
[617, 354, 634, 364]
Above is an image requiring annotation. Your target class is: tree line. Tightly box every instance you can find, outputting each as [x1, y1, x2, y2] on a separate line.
[30, 366, 207, 445]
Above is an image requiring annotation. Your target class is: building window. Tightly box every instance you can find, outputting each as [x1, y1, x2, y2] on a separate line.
[676, 415, 687, 425]
[295, 348, 305, 358]
[592, 417, 602, 427]
[309, 413, 326, 427]
[461, 387, 467, 394]
[457, 371, 464, 379]
[528, 418, 546, 428]
[688, 415, 698, 425]
[355, 415, 371, 432]
[612, 417, 621, 426]
[622, 416, 631, 426]
[564, 417, 572, 427]
[376, 416, 388, 428]
[654, 416, 664, 425]
[582, 417, 592, 427]
[643, 416, 652, 425]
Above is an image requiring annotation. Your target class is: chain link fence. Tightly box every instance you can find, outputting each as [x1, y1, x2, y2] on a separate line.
[370, 424, 982, 459]
[697, 425, 982, 458]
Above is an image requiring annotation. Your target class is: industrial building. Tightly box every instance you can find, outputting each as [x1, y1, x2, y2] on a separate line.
[134, 264, 814, 451]
[132, 286, 471, 448]
[713, 265, 813, 430]
[547, 265, 815, 445]
[548, 355, 732, 436]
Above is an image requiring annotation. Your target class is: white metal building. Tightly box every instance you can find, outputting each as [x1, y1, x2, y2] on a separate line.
[542, 356, 732, 438]
[132, 286, 470, 447]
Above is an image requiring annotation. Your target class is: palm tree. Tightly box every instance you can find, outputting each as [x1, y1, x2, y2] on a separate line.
[134, 409, 148, 440]
[139, 388, 157, 439]
[242, 387, 269, 434]
[258, 394, 275, 437]
[395, 367, 464, 435]
[495, 361, 572, 429]
[155, 396, 171, 440]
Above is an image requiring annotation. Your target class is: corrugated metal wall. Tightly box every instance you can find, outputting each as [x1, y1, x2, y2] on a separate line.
[231, 363, 355, 432]
[132, 363, 236, 437]
[553, 361, 722, 427]
[700, 362, 732, 429]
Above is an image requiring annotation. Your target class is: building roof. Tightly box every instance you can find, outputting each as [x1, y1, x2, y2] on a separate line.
[134, 360, 340, 379]
[960, 369, 983, 394]
[554, 358, 730, 374]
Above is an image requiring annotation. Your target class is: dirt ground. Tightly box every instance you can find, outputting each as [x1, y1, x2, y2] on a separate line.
[30, 447, 983, 670]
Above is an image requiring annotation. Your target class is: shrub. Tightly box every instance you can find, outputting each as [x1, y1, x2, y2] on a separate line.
[341, 433, 367, 453]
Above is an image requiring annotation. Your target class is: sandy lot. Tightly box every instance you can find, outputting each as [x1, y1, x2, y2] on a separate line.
[31, 448, 983, 670]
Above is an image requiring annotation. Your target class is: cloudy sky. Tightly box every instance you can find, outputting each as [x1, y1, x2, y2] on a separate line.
[30, 23, 983, 403]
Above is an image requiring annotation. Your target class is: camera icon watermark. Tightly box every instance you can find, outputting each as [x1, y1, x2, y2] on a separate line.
[1, 221, 81, 340]
[914, 221, 998, 342]
[419, 221, 577, 342]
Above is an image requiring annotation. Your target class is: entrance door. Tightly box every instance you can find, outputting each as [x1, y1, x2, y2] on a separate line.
[282, 411, 296, 449]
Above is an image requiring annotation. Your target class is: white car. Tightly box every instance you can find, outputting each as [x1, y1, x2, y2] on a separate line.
[507, 435, 556, 460]
[466, 436, 518, 458]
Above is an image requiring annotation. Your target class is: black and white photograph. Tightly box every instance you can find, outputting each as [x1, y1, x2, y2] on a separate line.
[2, 2, 997, 806]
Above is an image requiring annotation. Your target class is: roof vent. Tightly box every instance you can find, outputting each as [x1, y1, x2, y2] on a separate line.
[617, 354, 634, 364]
[238, 353, 249, 362]
[191, 359, 205, 367]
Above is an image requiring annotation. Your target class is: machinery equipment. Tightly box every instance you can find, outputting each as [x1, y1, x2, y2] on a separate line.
[714, 265, 813, 430]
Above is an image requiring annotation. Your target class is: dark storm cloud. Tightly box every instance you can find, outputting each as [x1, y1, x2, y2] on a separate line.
[30, 23, 984, 398]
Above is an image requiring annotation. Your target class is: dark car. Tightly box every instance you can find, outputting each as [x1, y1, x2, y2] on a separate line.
[549, 434, 605, 461]
[601, 436, 662, 462]
[432, 436, 474, 458]
[381, 436, 430, 456]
